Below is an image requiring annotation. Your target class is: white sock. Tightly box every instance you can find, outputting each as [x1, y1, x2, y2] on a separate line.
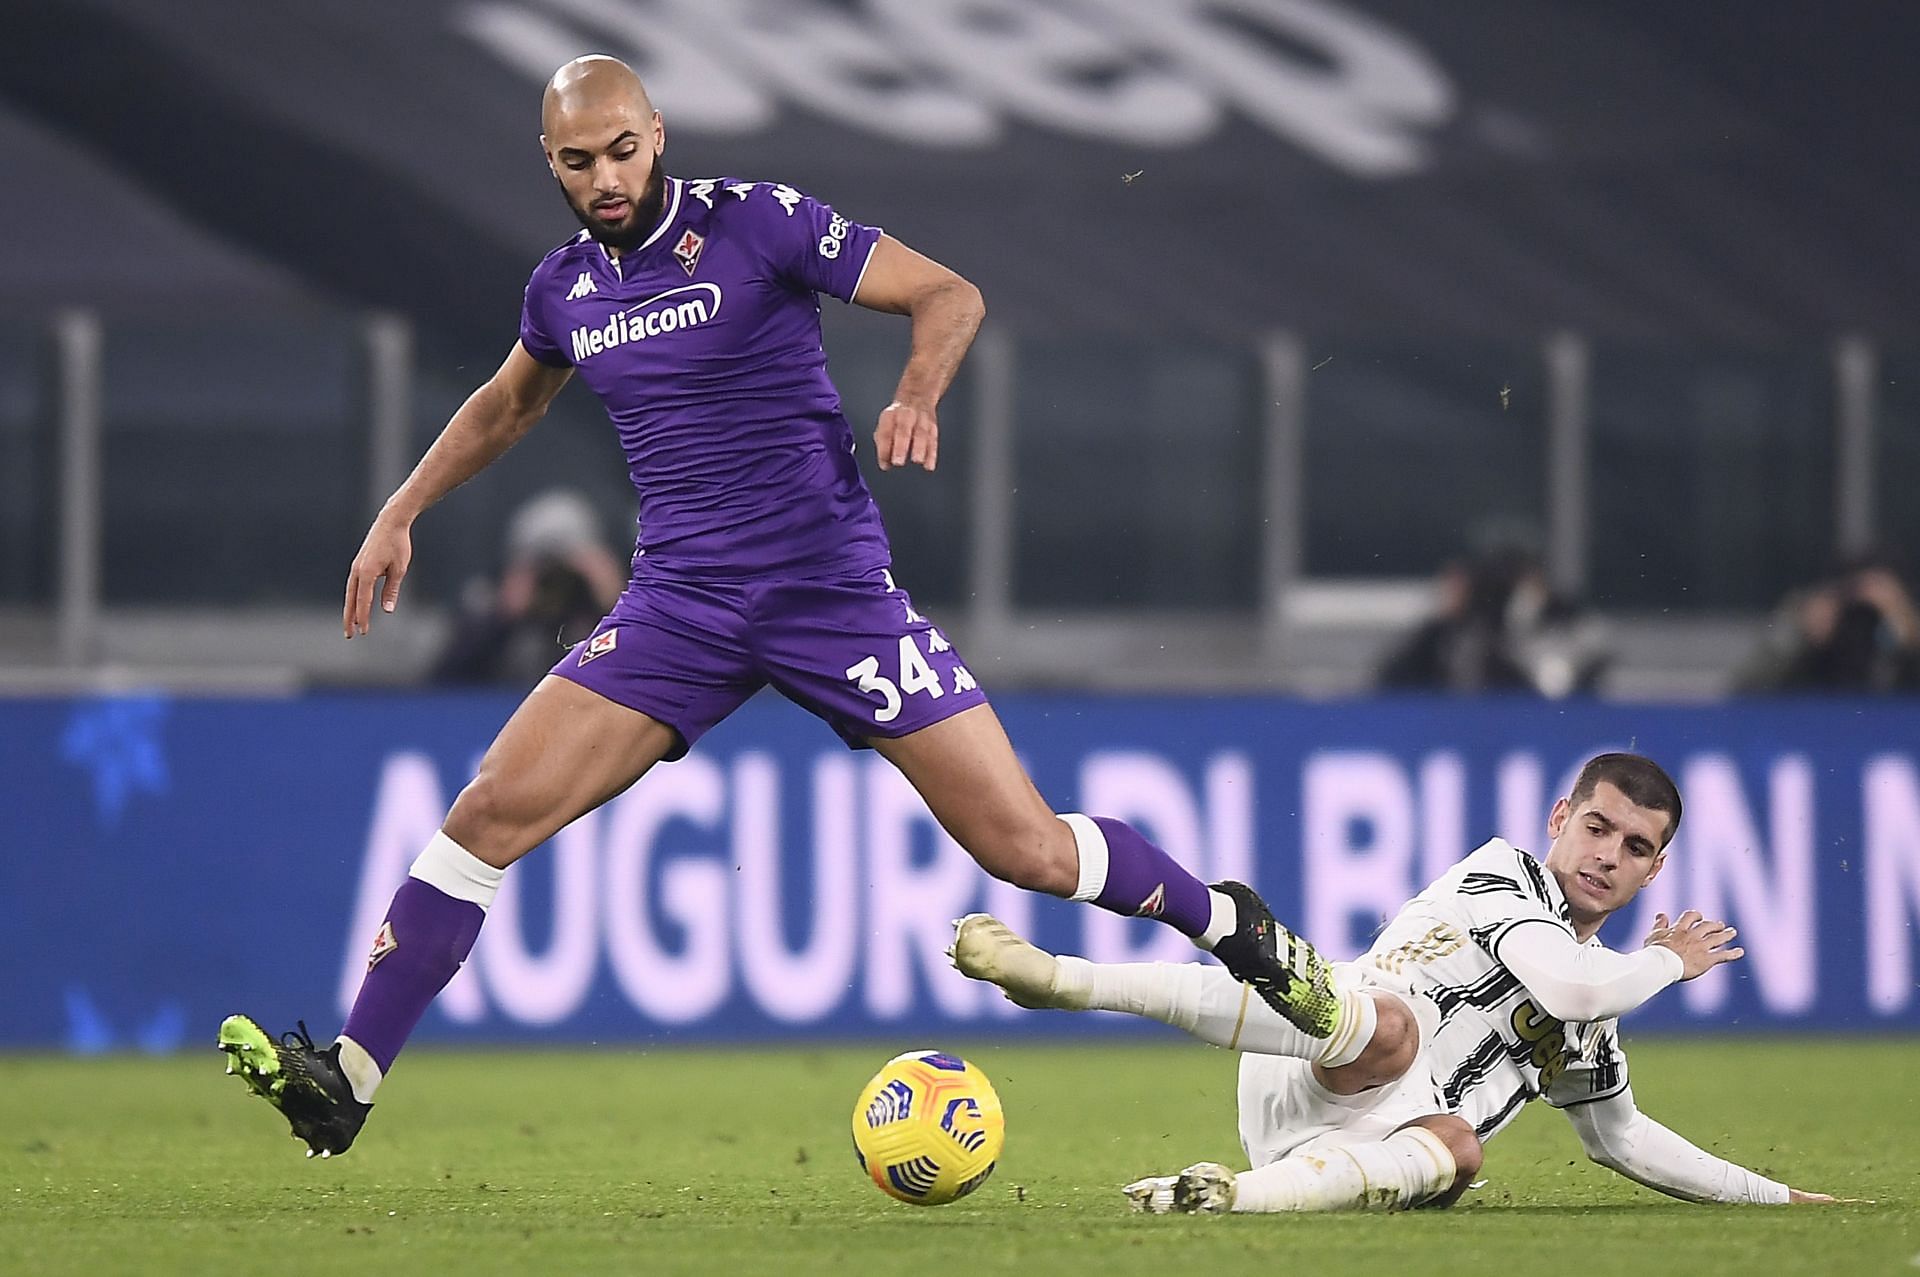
[407, 830, 505, 908]
[332, 831, 501, 1106]
[1067, 960, 1382, 1065]
[1231, 1128, 1456, 1213]
[1196, 889, 1237, 950]
[1060, 814, 1108, 902]
[334, 1035, 383, 1104]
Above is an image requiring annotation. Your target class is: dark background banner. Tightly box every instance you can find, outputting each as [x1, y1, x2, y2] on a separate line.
[4, 2, 1917, 348]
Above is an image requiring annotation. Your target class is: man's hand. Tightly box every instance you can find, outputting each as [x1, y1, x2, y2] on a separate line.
[1643, 910, 1744, 981]
[343, 513, 414, 638]
[874, 400, 939, 472]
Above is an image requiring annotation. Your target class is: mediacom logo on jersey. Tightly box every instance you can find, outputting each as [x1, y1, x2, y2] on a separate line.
[570, 283, 723, 362]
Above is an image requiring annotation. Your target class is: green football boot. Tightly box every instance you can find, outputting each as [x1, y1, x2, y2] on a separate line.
[218, 1015, 371, 1158]
[1207, 880, 1341, 1038]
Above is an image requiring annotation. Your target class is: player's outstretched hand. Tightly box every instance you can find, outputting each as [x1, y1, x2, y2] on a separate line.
[1643, 910, 1743, 981]
[875, 400, 939, 472]
[343, 513, 414, 638]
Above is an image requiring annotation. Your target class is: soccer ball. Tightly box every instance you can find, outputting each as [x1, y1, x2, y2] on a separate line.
[850, 1050, 1005, 1205]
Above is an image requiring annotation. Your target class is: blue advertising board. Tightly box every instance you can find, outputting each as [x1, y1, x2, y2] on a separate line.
[4, 691, 1919, 1050]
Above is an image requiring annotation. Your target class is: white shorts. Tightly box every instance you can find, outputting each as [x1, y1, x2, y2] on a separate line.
[1235, 962, 1445, 1167]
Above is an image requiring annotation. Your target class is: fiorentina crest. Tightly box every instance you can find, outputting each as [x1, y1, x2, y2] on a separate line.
[1134, 883, 1167, 919]
[366, 920, 398, 972]
[579, 629, 619, 664]
[673, 229, 705, 276]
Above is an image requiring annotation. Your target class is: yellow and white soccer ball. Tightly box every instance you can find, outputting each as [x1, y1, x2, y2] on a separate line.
[850, 1050, 1006, 1205]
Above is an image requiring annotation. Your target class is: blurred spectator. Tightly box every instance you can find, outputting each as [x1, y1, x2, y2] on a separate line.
[1377, 541, 1610, 697]
[429, 489, 628, 686]
[1738, 555, 1920, 694]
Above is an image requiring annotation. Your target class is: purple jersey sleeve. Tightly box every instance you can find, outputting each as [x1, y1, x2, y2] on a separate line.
[518, 270, 572, 367]
[753, 184, 884, 303]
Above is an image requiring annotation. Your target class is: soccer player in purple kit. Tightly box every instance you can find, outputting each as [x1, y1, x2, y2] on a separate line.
[218, 55, 1313, 1157]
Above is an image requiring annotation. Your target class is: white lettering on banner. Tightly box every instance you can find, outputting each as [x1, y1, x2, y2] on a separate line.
[1418, 753, 1467, 888]
[863, 759, 985, 1019]
[734, 754, 859, 1023]
[979, 859, 1039, 1021]
[339, 753, 485, 1023]
[457, 0, 1456, 173]
[1865, 756, 1920, 1013]
[1496, 750, 1635, 854]
[1073, 0, 1452, 175]
[870, 0, 1217, 145]
[1673, 756, 1817, 1014]
[602, 756, 732, 1024]
[464, 0, 773, 132]
[1078, 752, 1254, 965]
[694, 0, 996, 146]
[1495, 753, 1545, 852]
[1303, 751, 1415, 960]
[479, 811, 602, 1026]
[341, 744, 1917, 1033]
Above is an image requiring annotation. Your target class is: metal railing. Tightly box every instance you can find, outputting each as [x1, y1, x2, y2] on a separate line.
[3, 308, 1908, 695]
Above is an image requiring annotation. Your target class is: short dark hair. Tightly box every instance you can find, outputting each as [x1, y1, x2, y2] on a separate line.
[1569, 752, 1682, 848]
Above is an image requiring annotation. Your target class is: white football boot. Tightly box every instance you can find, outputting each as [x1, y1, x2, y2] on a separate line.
[948, 914, 1091, 1010]
[1122, 1163, 1238, 1215]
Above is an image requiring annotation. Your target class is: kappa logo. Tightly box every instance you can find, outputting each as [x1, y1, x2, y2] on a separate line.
[673, 228, 705, 276]
[579, 629, 619, 664]
[565, 271, 597, 301]
[1134, 883, 1167, 919]
[366, 920, 398, 972]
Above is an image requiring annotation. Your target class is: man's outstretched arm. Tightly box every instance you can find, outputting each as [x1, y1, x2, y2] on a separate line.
[344, 343, 572, 636]
[1563, 1088, 1827, 1204]
[852, 234, 985, 473]
[1497, 909, 1742, 1024]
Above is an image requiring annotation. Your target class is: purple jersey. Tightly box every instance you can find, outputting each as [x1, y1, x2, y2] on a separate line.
[519, 177, 890, 579]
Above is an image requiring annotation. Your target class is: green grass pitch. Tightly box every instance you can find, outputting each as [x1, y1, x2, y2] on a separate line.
[1, 1037, 1913, 1275]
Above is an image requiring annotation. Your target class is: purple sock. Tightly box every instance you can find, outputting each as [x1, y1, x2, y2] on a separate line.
[340, 877, 485, 1074]
[1086, 815, 1215, 937]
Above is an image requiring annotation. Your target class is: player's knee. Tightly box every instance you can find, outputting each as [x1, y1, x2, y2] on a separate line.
[443, 775, 534, 867]
[964, 814, 1078, 896]
[1416, 1116, 1482, 1180]
[1398, 1114, 1482, 1204]
[1440, 1122, 1484, 1181]
[1356, 994, 1421, 1081]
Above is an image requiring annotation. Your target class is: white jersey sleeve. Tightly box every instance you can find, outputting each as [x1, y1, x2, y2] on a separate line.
[1498, 924, 1685, 1023]
[1562, 1086, 1790, 1204]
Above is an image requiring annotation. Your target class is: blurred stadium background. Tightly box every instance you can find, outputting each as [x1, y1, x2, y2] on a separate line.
[3, 0, 1919, 1225]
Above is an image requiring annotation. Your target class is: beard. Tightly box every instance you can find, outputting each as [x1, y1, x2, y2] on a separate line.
[564, 162, 669, 252]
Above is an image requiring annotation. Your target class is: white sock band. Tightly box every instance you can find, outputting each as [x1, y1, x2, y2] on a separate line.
[408, 830, 506, 909]
[1197, 889, 1237, 951]
[1315, 988, 1380, 1069]
[333, 1035, 383, 1104]
[1232, 1127, 1457, 1214]
[1060, 813, 1109, 903]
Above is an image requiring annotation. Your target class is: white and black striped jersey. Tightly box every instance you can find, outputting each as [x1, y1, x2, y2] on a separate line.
[1355, 838, 1631, 1143]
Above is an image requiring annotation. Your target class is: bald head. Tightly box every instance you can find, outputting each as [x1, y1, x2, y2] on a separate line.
[542, 55, 653, 134]
[540, 56, 668, 254]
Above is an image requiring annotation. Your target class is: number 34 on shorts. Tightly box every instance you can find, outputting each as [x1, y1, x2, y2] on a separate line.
[846, 632, 977, 724]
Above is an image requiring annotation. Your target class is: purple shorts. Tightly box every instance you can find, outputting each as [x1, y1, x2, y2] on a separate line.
[551, 566, 988, 758]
